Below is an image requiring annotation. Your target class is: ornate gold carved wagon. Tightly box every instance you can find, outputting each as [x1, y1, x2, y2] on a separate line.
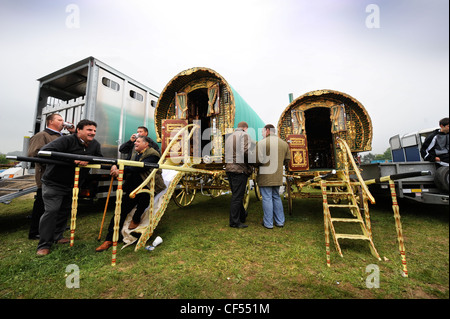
[153, 67, 265, 208]
[277, 89, 381, 266]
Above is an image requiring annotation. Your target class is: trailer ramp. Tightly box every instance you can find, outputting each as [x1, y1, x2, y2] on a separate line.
[0, 175, 37, 204]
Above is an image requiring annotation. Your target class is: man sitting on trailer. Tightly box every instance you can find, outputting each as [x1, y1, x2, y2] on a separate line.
[96, 136, 166, 252]
[36, 119, 102, 256]
[119, 126, 160, 159]
[420, 117, 449, 166]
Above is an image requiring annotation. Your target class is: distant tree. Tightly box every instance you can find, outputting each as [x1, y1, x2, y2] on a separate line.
[0, 154, 9, 164]
[375, 148, 392, 161]
[361, 153, 376, 164]
[383, 148, 392, 160]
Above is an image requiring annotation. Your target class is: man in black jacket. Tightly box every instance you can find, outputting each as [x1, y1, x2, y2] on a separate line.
[420, 117, 449, 166]
[119, 126, 160, 159]
[96, 136, 166, 252]
[36, 119, 103, 256]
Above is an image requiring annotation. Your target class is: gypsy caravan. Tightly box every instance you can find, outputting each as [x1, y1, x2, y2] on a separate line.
[154, 67, 265, 207]
[277, 89, 380, 266]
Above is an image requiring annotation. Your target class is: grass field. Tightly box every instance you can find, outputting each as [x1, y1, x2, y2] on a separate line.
[0, 190, 448, 303]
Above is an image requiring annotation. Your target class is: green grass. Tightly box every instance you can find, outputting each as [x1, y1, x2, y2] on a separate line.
[0, 191, 448, 300]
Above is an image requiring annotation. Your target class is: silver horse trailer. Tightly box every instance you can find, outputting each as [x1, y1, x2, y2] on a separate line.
[29, 56, 160, 199]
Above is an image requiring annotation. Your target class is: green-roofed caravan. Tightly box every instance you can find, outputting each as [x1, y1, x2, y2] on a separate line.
[154, 67, 265, 144]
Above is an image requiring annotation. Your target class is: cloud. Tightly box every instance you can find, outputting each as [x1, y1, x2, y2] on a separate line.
[0, 0, 448, 155]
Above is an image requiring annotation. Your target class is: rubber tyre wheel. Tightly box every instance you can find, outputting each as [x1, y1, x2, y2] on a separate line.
[434, 166, 449, 193]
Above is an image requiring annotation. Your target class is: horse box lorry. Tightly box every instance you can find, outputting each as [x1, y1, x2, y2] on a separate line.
[27, 56, 160, 199]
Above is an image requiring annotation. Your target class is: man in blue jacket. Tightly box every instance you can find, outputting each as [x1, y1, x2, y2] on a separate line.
[36, 119, 103, 256]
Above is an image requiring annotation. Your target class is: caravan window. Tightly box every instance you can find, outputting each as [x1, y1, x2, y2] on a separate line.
[130, 90, 144, 102]
[102, 77, 120, 91]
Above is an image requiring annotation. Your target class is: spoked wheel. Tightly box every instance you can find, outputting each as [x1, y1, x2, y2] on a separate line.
[330, 186, 345, 204]
[207, 175, 227, 199]
[172, 175, 197, 207]
[254, 179, 262, 201]
[285, 177, 293, 215]
[243, 178, 251, 211]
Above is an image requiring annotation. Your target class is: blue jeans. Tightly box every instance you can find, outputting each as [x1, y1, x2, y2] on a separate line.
[260, 186, 284, 228]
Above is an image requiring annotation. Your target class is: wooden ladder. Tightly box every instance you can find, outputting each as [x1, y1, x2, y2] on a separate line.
[321, 138, 381, 267]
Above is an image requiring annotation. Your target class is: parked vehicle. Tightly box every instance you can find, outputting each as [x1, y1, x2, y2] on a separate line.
[25, 56, 160, 199]
[360, 128, 449, 205]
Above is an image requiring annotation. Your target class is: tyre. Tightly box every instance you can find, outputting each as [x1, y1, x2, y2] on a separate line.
[434, 166, 449, 193]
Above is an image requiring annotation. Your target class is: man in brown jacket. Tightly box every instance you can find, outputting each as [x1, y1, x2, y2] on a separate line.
[27, 114, 74, 239]
[256, 124, 290, 229]
[225, 121, 254, 228]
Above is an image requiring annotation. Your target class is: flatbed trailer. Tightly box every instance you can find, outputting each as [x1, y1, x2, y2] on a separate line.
[360, 162, 448, 205]
[361, 128, 449, 206]
[0, 175, 37, 204]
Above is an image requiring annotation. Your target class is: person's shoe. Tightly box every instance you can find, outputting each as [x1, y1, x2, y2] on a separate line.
[96, 241, 113, 252]
[240, 210, 248, 223]
[230, 224, 248, 228]
[36, 248, 50, 256]
[29, 234, 40, 240]
[57, 238, 70, 244]
[128, 220, 140, 230]
[262, 222, 273, 229]
[275, 224, 284, 228]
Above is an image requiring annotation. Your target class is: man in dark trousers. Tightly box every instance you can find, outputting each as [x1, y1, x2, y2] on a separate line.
[27, 114, 75, 240]
[225, 121, 254, 228]
[96, 136, 166, 252]
[36, 119, 103, 256]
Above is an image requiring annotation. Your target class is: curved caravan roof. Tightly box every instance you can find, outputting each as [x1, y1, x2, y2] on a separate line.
[277, 89, 373, 152]
[154, 67, 265, 142]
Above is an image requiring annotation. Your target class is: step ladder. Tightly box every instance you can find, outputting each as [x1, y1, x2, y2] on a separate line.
[321, 138, 381, 267]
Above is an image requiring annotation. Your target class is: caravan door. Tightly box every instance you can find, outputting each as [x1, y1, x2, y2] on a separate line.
[161, 119, 188, 159]
[286, 134, 309, 171]
[288, 109, 309, 171]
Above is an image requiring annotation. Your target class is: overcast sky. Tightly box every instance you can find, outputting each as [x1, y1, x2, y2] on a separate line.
[0, 0, 448, 155]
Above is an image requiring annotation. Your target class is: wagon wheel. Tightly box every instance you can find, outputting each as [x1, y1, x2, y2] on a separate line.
[243, 178, 251, 211]
[207, 175, 227, 199]
[350, 178, 364, 209]
[172, 175, 197, 207]
[285, 177, 293, 215]
[330, 186, 345, 204]
[254, 179, 262, 201]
